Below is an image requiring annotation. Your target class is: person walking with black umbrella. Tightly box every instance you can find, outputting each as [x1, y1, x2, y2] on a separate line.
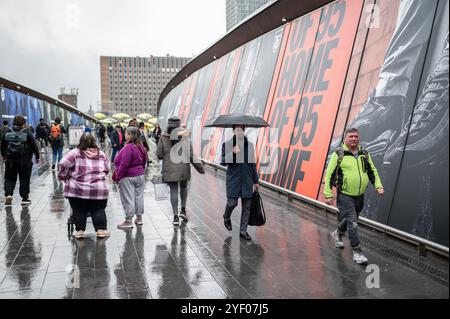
[221, 124, 259, 241]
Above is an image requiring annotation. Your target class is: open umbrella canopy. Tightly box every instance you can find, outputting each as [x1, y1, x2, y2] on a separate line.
[94, 113, 106, 120]
[112, 113, 131, 120]
[137, 113, 153, 120]
[144, 122, 154, 130]
[147, 117, 158, 124]
[100, 118, 118, 124]
[204, 113, 269, 128]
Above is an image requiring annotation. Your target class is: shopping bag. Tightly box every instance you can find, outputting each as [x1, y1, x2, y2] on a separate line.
[248, 190, 266, 226]
[151, 175, 168, 200]
[154, 183, 169, 200]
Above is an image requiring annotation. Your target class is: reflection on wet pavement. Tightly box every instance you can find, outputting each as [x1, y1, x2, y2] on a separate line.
[0, 145, 448, 299]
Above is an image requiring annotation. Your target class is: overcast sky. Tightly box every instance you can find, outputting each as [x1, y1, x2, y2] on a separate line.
[0, 0, 226, 112]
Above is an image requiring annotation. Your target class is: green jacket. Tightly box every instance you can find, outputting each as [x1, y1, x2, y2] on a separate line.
[324, 144, 383, 198]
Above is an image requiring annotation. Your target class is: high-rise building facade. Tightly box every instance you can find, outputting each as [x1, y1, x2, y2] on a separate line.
[58, 88, 78, 108]
[100, 55, 189, 115]
[226, 0, 271, 31]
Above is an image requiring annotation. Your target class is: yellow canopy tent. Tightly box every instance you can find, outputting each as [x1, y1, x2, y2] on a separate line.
[100, 118, 118, 124]
[94, 113, 106, 120]
[137, 113, 153, 121]
[112, 113, 131, 120]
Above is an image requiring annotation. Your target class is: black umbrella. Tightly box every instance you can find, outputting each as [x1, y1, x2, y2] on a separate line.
[204, 113, 270, 128]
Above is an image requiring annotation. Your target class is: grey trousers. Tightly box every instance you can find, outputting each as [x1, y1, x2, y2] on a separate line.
[119, 175, 145, 219]
[223, 197, 252, 232]
[336, 193, 364, 250]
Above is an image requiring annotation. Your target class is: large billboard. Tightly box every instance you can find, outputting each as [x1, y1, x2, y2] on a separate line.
[159, 0, 449, 247]
[1, 87, 57, 129]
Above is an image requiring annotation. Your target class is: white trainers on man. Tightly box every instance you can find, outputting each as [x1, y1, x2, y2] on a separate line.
[353, 250, 368, 264]
[331, 230, 344, 248]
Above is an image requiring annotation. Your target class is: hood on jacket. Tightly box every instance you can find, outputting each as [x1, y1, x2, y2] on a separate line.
[13, 125, 31, 132]
[81, 148, 100, 159]
[162, 129, 191, 138]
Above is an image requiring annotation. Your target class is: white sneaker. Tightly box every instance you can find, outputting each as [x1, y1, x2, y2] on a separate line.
[74, 230, 85, 239]
[96, 229, 110, 238]
[353, 251, 368, 264]
[5, 196, 13, 206]
[331, 230, 344, 248]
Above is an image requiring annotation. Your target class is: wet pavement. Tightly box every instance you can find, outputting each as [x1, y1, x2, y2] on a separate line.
[0, 143, 448, 299]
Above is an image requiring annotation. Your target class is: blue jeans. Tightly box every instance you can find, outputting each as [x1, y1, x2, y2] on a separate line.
[337, 193, 364, 250]
[111, 148, 119, 162]
[52, 146, 63, 165]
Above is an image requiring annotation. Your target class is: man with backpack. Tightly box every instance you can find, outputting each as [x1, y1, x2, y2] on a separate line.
[50, 117, 67, 170]
[1, 115, 40, 206]
[324, 128, 384, 264]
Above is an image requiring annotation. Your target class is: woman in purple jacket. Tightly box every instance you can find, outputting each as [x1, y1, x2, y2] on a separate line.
[114, 126, 147, 229]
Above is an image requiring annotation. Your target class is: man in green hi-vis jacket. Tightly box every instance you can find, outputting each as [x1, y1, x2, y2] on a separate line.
[324, 128, 384, 264]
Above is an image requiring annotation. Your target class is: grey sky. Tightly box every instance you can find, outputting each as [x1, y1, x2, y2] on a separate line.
[0, 0, 226, 112]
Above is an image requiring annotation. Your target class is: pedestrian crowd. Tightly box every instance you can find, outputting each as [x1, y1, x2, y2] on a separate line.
[1, 113, 383, 265]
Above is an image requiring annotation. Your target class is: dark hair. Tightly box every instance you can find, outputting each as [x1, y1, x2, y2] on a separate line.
[40, 118, 44, 122]
[232, 124, 245, 130]
[3, 120, 8, 126]
[54, 117, 61, 124]
[126, 126, 142, 145]
[344, 127, 359, 135]
[13, 115, 26, 127]
[139, 122, 145, 128]
[77, 134, 98, 150]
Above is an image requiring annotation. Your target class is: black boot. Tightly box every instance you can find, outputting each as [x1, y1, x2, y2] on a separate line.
[239, 231, 251, 241]
[224, 219, 232, 231]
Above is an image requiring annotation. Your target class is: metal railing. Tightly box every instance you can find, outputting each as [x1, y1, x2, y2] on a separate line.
[201, 158, 449, 258]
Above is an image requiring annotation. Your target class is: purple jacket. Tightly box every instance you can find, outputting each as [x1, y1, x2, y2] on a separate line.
[114, 143, 147, 180]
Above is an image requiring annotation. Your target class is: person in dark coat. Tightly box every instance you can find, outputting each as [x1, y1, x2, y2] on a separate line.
[221, 124, 259, 241]
[35, 118, 50, 147]
[153, 123, 162, 144]
[110, 125, 125, 162]
[98, 125, 106, 144]
[1, 115, 40, 206]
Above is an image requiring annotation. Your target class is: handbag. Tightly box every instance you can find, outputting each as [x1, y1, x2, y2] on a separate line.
[248, 190, 266, 226]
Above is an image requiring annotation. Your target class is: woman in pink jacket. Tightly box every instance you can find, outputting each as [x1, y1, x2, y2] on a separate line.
[58, 134, 110, 239]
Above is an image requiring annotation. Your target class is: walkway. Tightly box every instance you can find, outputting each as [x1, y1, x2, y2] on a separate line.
[0, 145, 448, 299]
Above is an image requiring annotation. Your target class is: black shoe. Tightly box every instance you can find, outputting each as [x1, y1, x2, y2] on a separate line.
[224, 219, 232, 231]
[172, 215, 180, 226]
[179, 213, 188, 222]
[239, 231, 251, 241]
[5, 195, 13, 206]
[51, 164, 55, 170]
[21, 198, 31, 206]
[179, 208, 188, 222]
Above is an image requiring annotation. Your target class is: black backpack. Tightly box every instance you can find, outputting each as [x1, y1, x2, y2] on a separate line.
[4, 128, 29, 158]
